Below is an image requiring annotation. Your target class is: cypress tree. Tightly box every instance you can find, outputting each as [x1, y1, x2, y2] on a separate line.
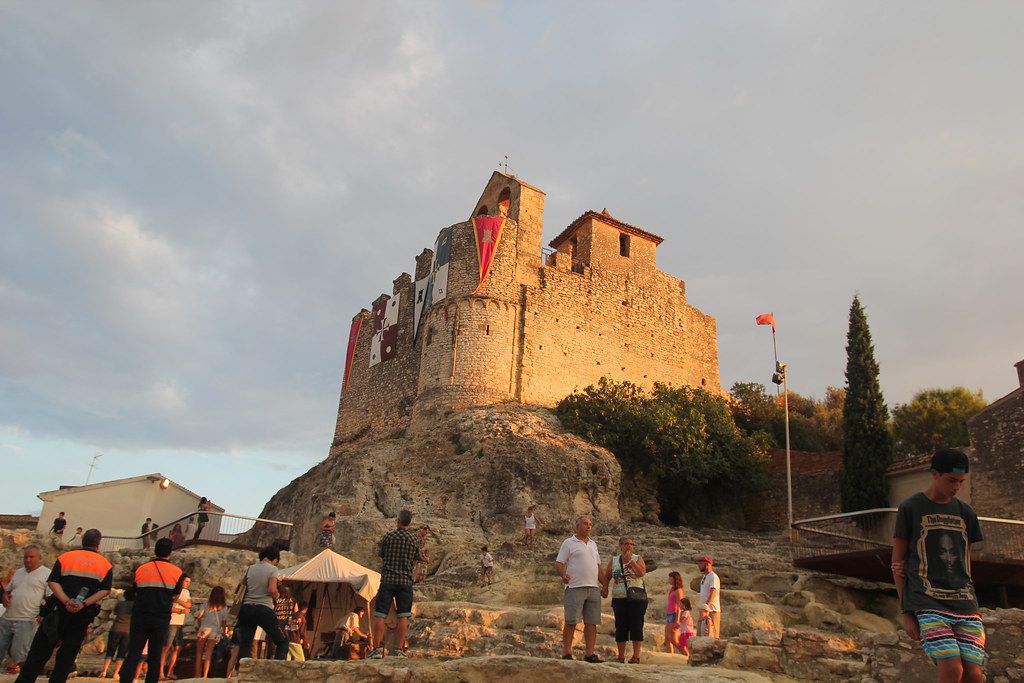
[840, 295, 894, 511]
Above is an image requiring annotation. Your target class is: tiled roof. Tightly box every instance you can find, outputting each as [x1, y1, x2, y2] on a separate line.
[886, 453, 933, 475]
[549, 209, 664, 249]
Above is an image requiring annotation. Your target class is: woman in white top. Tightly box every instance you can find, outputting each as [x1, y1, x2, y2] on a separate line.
[523, 506, 539, 548]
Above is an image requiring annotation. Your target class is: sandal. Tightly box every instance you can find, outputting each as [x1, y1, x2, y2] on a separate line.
[615, 657, 625, 663]
[628, 657, 640, 664]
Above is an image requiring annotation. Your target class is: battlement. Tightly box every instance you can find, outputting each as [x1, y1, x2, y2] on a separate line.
[332, 172, 720, 445]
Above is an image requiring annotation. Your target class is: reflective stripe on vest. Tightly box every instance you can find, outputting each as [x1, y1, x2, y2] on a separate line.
[59, 549, 113, 582]
[135, 560, 183, 590]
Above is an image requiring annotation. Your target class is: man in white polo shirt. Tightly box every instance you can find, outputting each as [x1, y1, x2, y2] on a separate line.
[554, 515, 604, 663]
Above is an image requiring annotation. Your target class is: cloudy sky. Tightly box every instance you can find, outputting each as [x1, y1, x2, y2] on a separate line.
[2, 2, 1022, 518]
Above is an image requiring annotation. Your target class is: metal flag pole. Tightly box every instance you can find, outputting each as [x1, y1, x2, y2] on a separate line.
[768, 324, 793, 529]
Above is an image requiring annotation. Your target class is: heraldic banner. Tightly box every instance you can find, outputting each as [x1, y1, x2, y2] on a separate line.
[370, 294, 401, 367]
[342, 315, 362, 392]
[414, 225, 453, 340]
[472, 215, 505, 293]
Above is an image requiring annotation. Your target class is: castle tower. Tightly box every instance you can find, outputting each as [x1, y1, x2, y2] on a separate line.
[410, 173, 544, 428]
[332, 171, 721, 444]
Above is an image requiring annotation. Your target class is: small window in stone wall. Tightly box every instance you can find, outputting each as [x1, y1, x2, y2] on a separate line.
[498, 187, 511, 215]
[427, 327, 435, 345]
[619, 233, 630, 257]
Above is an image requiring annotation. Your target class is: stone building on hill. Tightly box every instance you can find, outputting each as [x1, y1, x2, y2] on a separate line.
[334, 172, 721, 443]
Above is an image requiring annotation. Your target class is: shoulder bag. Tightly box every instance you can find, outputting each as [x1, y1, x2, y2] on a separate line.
[619, 556, 648, 603]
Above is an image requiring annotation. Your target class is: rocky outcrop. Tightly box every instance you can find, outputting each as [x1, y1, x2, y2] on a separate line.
[255, 405, 622, 558]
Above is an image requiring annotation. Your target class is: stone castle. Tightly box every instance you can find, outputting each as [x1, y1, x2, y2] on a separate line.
[333, 172, 721, 444]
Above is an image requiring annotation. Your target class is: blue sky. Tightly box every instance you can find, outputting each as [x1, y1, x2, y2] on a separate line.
[2, 2, 1022, 517]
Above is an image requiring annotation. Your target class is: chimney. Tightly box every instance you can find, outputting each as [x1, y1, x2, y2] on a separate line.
[1016, 359, 1024, 388]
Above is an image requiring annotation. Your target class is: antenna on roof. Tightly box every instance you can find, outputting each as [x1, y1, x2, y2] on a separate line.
[86, 452, 103, 485]
[498, 155, 514, 176]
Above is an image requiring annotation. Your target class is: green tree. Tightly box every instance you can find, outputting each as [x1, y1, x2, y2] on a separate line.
[557, 379, 770, 523]
[892, 387, 986, 456]
[730, 382, 844, 452]
[840, 295, 894, 511]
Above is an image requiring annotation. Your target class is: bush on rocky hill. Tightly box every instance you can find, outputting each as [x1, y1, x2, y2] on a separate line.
[556, 379, 771, 524]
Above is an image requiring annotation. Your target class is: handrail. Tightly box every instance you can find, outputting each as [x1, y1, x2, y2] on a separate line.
[98, 511, 293, 553]
[794, 509, 1024, 529]
[792, 508, 897, 526]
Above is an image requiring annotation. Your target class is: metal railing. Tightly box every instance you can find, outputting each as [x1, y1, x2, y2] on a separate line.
[791, 508, 1024, 564]
[99, 512, 293, 553]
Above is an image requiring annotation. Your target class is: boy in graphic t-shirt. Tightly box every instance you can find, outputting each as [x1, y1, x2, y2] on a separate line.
[891, 448, 985, 683]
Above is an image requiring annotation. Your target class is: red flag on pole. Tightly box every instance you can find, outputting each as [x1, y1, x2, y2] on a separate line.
[755, 312, 776, 331]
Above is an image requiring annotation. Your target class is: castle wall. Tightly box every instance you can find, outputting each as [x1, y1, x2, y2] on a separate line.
[965, 361, 1024, 520]
[516, 261, 720, 407]
[332, 272, 421, 443]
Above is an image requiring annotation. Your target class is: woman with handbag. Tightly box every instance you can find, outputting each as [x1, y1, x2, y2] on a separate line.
[601, 535, 648, 664]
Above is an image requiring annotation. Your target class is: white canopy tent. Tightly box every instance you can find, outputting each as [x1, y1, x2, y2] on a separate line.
[276, 549, 381, 656]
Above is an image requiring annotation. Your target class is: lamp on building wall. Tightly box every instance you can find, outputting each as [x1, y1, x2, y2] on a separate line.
[160, 478, 171, 489]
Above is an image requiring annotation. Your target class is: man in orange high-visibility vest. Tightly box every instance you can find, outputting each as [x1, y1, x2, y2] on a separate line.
[15, 529, 112, 683]
[120, 538, 185, 683]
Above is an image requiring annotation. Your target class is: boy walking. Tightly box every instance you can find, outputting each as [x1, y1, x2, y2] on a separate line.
[891, 448, 985, 683]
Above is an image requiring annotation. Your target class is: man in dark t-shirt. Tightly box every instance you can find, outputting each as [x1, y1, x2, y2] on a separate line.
[50, 513, 67, 540]
[892, 448, 985, 682]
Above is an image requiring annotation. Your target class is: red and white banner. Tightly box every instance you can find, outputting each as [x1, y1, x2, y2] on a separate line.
[473, 215, 505, 293]
[342, 315, 362, 392]
[370, 294, 401, 366]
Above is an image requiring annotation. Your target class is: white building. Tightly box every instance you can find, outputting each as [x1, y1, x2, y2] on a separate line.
[36, 473, 223, 542]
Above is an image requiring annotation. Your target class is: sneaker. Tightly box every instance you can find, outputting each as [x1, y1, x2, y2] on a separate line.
[367, 647, 385, 659]
[561, 653, 573, 660]
[583, 654, 603, 663]
[391, 649, 407, 658]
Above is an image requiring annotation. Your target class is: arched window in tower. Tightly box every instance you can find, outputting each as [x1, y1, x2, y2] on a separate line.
[497, 187, 511, 216]
[619, 233, 631, 257]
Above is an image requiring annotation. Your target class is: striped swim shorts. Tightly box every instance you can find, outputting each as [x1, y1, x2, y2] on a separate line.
[916, 609, 986, 667]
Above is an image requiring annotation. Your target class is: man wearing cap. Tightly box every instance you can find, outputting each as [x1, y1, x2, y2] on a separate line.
[15, 529, 112, 683]
[696, 555, 721, 639]
[891, 448, 985, 683]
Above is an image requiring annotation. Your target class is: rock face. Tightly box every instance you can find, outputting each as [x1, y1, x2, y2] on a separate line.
[238, 655, 772, 682]
[255, 405, 622, 558]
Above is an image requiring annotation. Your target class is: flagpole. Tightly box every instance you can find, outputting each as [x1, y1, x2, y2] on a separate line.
[772, 328, 780, 397]
[759, 312, 793, 529]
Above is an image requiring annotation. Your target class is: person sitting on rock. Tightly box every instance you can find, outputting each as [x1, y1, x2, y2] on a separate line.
[336, 605, 368, 659]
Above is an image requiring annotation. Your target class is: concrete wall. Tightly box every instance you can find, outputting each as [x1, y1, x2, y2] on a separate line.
[37, 479, 202, 540]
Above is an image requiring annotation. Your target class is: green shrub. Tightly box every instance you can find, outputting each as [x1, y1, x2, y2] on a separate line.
[556, 378, 771, 524]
